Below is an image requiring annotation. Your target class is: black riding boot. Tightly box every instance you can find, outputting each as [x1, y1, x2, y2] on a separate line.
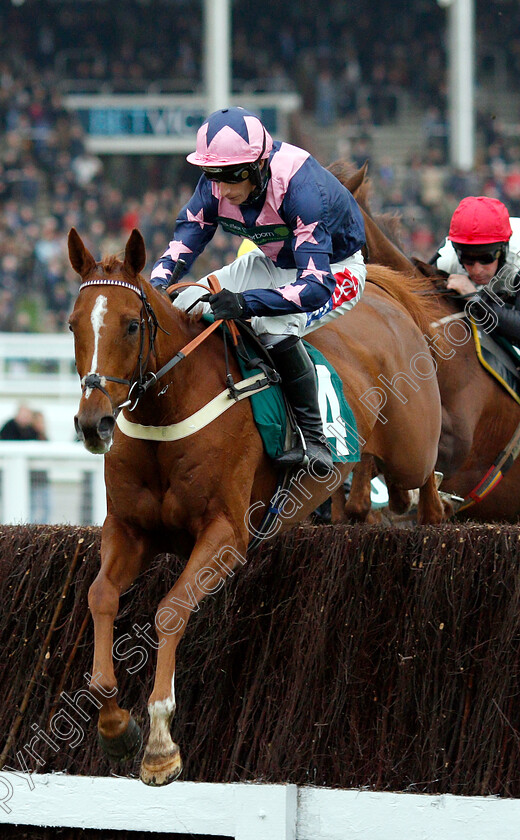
[264, 335, 334, 477]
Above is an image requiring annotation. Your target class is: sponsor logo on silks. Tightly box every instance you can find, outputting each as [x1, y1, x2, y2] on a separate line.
[332, 269, 359, 305]
[305, 268, 360, 327]
[218, 217, 291, 246]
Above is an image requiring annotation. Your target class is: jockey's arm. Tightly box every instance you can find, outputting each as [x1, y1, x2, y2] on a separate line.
[238, 162, 365, 318]
[487, 297, 520, 344]
[150, 177, 218, 288]
[240, 255, 335, 317]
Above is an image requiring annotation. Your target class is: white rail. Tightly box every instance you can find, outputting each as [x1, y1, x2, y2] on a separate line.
[0, 775, 518, 839]
[0, 333, 75, 376]
[0, 332, 80, 444]
[0, 442, 105, 525]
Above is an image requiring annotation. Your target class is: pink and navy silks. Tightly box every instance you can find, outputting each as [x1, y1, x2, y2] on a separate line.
[150, 140, 366, 318]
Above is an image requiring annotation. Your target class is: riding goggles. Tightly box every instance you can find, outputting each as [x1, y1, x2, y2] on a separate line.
[201, 164, 253, 183]
[455, 246, 504, 266]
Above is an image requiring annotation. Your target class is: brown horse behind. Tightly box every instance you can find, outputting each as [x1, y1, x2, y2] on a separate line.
[333, 160, 520, 522]
[68, 227, 446, 786]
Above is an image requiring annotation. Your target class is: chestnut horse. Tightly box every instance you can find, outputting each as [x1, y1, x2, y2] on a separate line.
[68, 227, 445, 786]
[333, 161, 520, 522]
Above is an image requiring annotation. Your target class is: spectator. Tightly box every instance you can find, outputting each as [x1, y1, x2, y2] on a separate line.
[0, 403, 41, 440]
[314, 67, 338, 127]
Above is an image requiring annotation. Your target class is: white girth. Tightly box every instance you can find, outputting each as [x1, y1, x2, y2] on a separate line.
[115, 372, 270, 442]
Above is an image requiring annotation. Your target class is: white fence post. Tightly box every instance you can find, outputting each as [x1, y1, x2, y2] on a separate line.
[92, 459, 107, 524]
[1, 453, 30, 523]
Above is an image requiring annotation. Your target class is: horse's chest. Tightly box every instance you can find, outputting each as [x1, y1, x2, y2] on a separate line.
[108, 449, 216, 529]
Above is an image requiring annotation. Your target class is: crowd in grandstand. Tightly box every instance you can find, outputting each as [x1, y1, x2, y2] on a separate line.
[1, 0, 520, 332]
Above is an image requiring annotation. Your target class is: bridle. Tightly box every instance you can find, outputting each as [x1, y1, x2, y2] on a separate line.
[77, 275, 237, 413]
[79, 278, 164, 411]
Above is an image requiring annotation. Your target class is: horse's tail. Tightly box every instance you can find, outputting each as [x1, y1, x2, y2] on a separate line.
[365, 264, 443, 338]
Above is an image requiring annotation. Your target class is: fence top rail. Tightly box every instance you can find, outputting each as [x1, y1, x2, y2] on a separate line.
[0, 441, 96, 460]
[0, 774, 519, 840]
[0, 333, 73, 361]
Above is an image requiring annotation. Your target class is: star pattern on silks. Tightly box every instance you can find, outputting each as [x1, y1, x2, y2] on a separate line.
[276, 283, 307, 307]
[150, 262, 173, 281]
[293, 217, 319, 249]
[187, 207, 213, 229]
[164, 239, 193, 261]
[300, 257, 329, 284]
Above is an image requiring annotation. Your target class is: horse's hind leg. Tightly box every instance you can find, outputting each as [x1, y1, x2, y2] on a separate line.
[88, 517, 153, 763]
[342, 454, 381, 523]
[387, 481, 412, 514]
[416, 471, 446, 524]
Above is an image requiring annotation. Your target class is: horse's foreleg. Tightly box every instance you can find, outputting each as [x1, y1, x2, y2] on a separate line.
[140, 522, 245, 786]
[88, 518, 153, 762]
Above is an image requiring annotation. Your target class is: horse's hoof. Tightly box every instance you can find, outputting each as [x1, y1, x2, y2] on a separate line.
[139, 745, 183, 786]
[98, 716, 143, 763]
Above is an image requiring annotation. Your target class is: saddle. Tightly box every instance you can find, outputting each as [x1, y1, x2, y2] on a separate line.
[470, 320, 520, 405]
[226, 320, 361, 465]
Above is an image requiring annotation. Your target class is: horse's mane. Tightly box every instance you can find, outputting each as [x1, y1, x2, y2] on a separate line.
[365, 264, 442, 337]
[328, 159, 446, 333]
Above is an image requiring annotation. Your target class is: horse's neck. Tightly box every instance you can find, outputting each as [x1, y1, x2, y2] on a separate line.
[141, 300, 225, 422]
[363, 211, 413, 274]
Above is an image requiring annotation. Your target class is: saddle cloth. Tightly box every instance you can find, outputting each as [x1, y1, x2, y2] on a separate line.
[471, 320, 520, 405]
[234, 335, 360, 464]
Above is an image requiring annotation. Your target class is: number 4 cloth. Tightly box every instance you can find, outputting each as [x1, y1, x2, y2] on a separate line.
[235, 340, 361, 463]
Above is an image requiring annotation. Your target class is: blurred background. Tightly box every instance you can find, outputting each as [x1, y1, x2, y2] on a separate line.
[0, 0, 517, 523]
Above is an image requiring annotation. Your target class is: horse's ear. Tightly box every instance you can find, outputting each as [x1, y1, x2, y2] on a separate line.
[328, 159, 369, 195]
[412, 257, 448, 278]
[124, 229, 146, 277]
[68, 228, 97, 278]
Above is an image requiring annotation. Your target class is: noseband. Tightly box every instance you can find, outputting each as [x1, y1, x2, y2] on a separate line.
[79, 278, 161, 411]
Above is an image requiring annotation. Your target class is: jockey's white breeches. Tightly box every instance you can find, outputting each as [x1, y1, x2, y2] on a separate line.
[172, 248, 366, 338]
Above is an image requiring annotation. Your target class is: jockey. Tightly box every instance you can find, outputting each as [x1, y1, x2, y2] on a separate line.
[150, 106, 367, 476]
[430, 196, 520, 343]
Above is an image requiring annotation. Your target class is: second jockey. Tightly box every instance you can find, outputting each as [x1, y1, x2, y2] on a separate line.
[150, 106, 367, 476]
[431, 196, 520, 344]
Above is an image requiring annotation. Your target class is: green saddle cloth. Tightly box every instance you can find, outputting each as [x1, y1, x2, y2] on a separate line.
[235, 339, 360, 464]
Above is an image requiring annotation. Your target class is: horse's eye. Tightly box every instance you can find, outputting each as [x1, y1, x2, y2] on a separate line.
[128, 320, 140, 335]
[68, 323, 74, 333]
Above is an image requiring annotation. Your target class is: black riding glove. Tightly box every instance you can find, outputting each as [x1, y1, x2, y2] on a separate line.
[203, 289, 247, 320]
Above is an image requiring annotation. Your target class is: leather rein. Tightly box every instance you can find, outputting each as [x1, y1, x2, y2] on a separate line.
[78, 274, 237, 412]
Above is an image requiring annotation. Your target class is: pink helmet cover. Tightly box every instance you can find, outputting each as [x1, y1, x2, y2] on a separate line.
[187, 107, 273, 167]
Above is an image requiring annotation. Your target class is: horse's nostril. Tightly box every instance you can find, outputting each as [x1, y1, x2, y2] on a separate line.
[74, 416, 84, 440]
[97, 415, 115, 440]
